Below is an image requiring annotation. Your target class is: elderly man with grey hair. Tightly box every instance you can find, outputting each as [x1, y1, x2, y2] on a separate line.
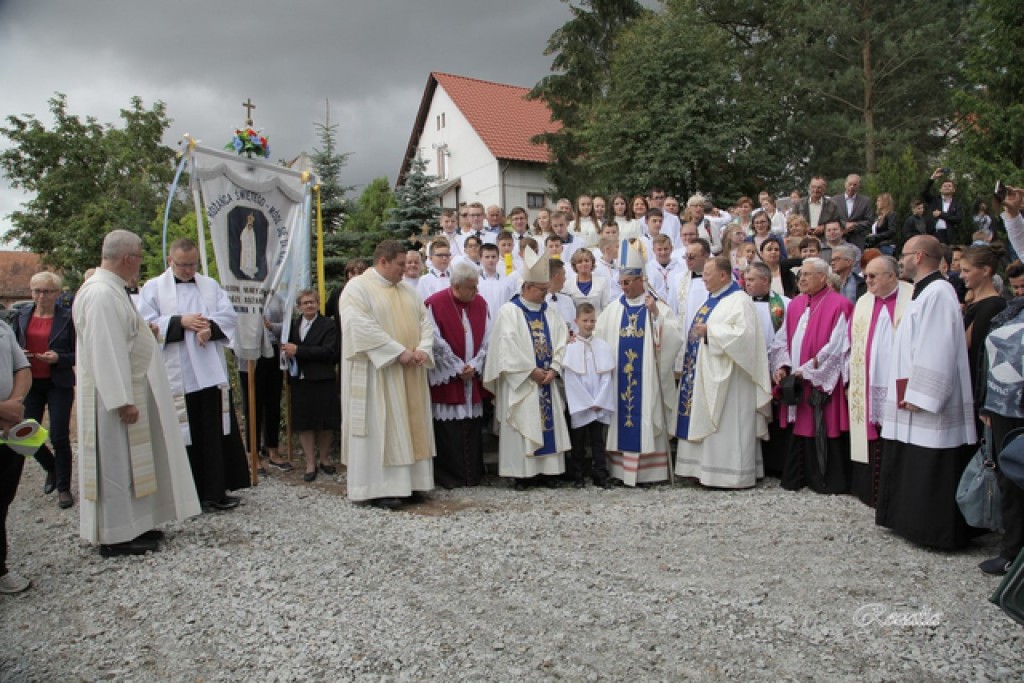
[848, 254, 912, 507]
[829, 244, 866, 304]
[423, 261, 492, 488]
[74, 229, 201, 557]
[769, 256, 855, 494]
[686, 193, 727, 255]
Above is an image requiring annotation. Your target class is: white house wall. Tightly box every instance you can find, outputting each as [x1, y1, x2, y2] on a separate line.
[412, 82, 554, 218]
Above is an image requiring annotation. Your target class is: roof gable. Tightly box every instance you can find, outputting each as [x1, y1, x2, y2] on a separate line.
[399, 72, 560, 183]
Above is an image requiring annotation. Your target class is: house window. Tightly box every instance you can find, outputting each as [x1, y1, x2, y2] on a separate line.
[527, 192, 547, 209]
[441, 112, 445, 128]
[436, 147, 448, 181]
[436, 115, 440, 131]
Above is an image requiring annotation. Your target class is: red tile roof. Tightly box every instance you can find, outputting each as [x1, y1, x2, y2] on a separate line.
[399, 72, 561, 184]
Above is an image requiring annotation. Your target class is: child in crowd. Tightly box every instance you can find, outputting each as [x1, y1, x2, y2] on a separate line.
[561, 302, 615, 488]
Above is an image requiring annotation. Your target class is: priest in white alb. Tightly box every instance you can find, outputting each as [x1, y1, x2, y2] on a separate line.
[596, 240, 683, 486]
[339, 240, 435, 510]
[74, 230, 200, 556]
[483, 246, 571, 489]
[847, 255, 912, 508]
[675, 256, 772, 488]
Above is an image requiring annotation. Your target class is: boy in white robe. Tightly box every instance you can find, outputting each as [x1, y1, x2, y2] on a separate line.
[562, 303, 615, 487]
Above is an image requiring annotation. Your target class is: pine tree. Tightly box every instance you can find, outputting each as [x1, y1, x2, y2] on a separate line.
[382, 155, 439, 241]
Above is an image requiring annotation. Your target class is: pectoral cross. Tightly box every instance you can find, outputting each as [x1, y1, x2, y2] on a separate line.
[242, 98, 256, 126]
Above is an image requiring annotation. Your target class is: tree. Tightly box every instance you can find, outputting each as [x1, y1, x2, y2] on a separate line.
[381, 156, 438, 240]
[321, 177, 395, 286]
[579, 1, 786, 202]
[946, 0, 1024, 207]
[0, 93, 179, 274]
[311, 101, 354, 233]
[698, 0, 966, 177]
[528, 0, 649, 198]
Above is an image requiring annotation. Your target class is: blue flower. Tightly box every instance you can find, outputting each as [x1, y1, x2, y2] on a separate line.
[232, 136, 243, 152]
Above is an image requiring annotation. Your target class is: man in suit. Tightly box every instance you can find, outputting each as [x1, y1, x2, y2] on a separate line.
[794, 176, 841, 238]
[923, 168, 964, 245]
[833, 174, 875, 251]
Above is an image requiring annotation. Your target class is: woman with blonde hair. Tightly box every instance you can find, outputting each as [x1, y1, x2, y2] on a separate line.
[866, 192, 898, 255]
[563, 248, 612, 316]
[14, 271, 76, 508]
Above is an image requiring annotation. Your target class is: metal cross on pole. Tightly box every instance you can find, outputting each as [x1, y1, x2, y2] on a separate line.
[242, 98, 256, 126]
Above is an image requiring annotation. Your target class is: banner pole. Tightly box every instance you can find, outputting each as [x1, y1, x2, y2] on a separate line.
[247, 359, 258, 484]
[284, 376, 293, 459]
[315, 185, 326, 315]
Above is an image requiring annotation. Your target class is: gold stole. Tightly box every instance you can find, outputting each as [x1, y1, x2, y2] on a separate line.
[381, 284, 431, 463]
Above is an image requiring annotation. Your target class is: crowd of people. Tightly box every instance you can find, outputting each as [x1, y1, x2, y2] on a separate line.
[2, 171, 1023, 600]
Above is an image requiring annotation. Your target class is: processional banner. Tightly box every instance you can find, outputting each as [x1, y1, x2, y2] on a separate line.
[189, 145, 312, 361]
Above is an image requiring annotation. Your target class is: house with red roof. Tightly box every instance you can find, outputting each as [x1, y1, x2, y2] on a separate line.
[398, 72, 560, 218]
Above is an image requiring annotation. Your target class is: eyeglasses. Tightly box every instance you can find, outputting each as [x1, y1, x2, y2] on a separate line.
[433, 253, 451, 258]
[459, 213, 468, 217]
[685, 254, 700, 260]
[31, 289, 58, 295]
[172, 260, 198, 269]
[901, 251, 920, 259]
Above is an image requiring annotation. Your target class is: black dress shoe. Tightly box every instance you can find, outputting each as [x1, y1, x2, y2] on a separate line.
[100, 537, 159, 557]
[43, 470, 56, 495]
[303, 470, 317, 482]
[58, 491, 74, 509]
[319, 463, 337, 475]
[202, 496, 241, 511]
[367, 497, 403, 510]
[513, 479, 529, 491]
[139, 529, 165, 541]
[573, 479, 586, 489]
[268, 459, 294, 472]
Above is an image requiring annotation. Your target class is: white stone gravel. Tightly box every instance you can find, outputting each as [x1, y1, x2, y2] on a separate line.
[2, 463, 1023, 682]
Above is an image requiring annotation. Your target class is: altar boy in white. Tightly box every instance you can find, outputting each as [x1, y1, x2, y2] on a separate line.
[562, 302, 616, 487]
[483, 246, 571, 489]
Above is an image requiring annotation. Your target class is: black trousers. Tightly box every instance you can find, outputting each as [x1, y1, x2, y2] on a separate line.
[185, 387, 251, 502]
[238, 352, 283, 452]
[24, 378, 75, 492]
[568, 421, 609, 482]
[0, 445, 26, 576]
[991, 414, 1024, 559]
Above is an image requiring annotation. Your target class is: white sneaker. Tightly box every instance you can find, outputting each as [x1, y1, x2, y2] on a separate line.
[0, 572, 31, 594]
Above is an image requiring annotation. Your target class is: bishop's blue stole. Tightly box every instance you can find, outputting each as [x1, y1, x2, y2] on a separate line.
[675, 282, 740, 438]
[614, 297, 648, 452]
[512, 298, 557, 456]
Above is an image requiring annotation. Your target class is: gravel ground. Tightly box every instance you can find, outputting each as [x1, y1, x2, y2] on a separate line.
[2, 460, 1023, 682]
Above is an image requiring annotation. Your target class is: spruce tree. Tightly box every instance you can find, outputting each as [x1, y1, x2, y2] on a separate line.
[382, 155, 439, 241]
[311, 102, 355, 287]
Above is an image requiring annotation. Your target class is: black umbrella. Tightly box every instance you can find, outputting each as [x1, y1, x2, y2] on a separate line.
[808, 388, 830, 477]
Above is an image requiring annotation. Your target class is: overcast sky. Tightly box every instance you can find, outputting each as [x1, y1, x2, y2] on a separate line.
[0, 0, 656, 242]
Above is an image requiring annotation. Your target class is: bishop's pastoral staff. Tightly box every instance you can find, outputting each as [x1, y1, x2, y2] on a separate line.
[595, 240, 682, 486]
[674, 256, 772, 488]
[483, 246, 571, 489]
[74, 230, 201, 557]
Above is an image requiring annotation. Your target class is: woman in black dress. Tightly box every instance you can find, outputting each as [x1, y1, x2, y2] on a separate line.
[960, 245, 1007, 423]
[282, 289, 340, 482]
